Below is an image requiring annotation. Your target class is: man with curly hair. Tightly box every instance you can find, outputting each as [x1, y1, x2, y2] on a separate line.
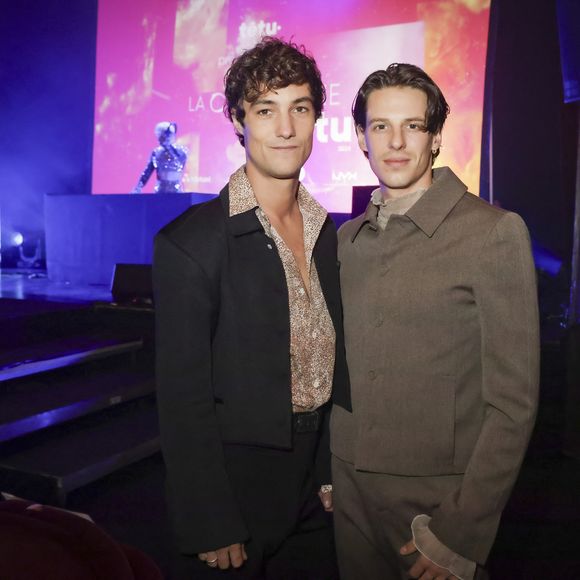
[154, 37, 350, 579]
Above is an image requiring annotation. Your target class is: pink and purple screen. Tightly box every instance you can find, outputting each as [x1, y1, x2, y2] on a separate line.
[93, 0, 490, 212]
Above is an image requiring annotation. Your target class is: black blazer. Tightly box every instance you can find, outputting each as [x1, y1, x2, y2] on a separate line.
[153, 184, 350, 554]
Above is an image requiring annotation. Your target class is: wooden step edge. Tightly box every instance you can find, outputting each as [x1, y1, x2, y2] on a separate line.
[62, 436, 161, 496]
[0, 437, 160, 506]
[0, 380, 155, 443]
[0, 339, 144, 382]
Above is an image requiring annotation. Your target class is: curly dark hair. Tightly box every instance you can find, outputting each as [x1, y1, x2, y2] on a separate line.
[224, 37, 326, 146]
[352, 64, 449, 161]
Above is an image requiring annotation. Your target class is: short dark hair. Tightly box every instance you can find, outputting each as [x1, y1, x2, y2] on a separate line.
[224, 37, 326, 146]
[352, 63, 449, 160]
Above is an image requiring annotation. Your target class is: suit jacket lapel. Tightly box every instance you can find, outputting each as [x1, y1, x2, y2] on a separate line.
[405, 167, 468, 237]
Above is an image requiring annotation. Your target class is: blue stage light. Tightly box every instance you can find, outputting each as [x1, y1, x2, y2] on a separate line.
[11, 233, 24, 247]
[531, 240, 563, 277]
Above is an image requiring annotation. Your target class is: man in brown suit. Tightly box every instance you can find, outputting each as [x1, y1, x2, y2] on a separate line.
[331, 64, 539, 579]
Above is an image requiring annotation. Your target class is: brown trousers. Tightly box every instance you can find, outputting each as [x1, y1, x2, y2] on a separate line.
[332, 455, 489, 580]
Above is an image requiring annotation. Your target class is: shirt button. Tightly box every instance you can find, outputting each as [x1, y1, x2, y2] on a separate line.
[299, 288, 305, 295]
[368, 370, 376, 380]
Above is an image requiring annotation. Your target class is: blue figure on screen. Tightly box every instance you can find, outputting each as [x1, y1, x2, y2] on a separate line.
[133, 122, 188, 193]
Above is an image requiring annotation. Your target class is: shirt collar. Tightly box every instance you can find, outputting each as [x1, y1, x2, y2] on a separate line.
[351, 167, 468, 241]
[227, 165, 328, 238]
[228, 166, 260, 217]
[370, 186, 425, 209]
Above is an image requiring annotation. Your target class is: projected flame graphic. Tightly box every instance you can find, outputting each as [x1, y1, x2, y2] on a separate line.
[93, 0, 490, 212]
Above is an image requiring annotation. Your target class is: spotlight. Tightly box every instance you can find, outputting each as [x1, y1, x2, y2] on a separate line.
[11, 232, 24, 247]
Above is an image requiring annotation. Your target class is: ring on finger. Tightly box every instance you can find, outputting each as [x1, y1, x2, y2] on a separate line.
[207, 557, 218, 564]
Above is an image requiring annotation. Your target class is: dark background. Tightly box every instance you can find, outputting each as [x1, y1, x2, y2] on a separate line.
[1, 0, 577, 283]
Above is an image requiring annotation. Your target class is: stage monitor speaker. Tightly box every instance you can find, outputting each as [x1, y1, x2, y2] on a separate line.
[111, 263, 153, 306]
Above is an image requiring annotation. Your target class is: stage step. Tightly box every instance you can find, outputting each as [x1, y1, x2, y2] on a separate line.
[0, 301, 100, 350]
[0, 334, 143, 382]
[0, 398, 160, 506]
[0, 365, 155, 443]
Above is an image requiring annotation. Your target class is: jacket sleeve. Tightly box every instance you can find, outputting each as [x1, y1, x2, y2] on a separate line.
[153, 232, 249, 555]
[429, 212, 540, 564]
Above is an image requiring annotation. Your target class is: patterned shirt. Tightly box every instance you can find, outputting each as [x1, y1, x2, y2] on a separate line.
[229, 166, 335, 411]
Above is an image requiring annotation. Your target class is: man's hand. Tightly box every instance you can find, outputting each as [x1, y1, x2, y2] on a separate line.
[400, 540, 458, 580]
[318, 484, 333, 512]
[198, 543, 247, 570]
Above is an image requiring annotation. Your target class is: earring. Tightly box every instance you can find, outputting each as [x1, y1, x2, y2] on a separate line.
[432, 149, 438, 154]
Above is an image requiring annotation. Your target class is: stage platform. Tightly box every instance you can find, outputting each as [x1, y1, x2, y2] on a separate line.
[0, 270, 111, 304]
[44, 192, 216, 286]
[44, 193, 352, 288]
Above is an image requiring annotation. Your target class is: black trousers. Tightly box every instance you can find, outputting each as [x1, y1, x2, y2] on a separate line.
[171, 428, 338, 580]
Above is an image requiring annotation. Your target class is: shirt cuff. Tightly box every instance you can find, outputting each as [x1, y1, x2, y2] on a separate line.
[411, 514, 476, 580]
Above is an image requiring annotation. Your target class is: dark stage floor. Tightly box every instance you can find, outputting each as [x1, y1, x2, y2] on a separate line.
[2, 270, 579, 579]
[65, 448, 580, 579]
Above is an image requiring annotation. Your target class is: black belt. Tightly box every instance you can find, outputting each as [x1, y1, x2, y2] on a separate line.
[293, 409, 322, 433]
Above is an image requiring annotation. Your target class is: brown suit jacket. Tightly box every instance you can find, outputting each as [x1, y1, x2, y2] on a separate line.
[331, 167, 539, 563]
